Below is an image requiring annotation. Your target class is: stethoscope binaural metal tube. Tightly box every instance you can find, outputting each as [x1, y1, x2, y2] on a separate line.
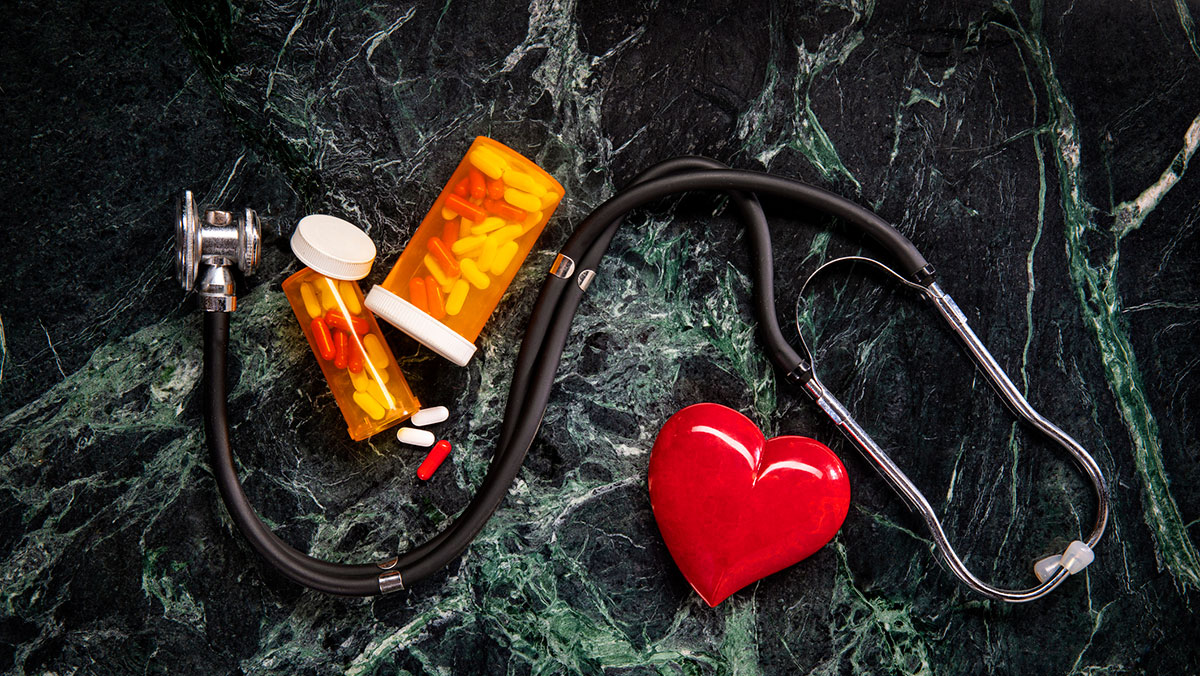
[791, 257, 1108, 601]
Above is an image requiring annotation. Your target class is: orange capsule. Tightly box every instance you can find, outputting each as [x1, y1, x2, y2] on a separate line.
[485, 198, 526, 222]
[427, 236, 460, 277]
[425, 275, 446, 319]
[348, 339, 364, 373]
[453, 179, 469, 198]
[409, 276, 429, 312]
[442, 218, 459, 246]
[311, 318, 335, 361]
[486, 178, 505, 200]
[334, 330, 349, 369]
[417, 440, 453, 480]
[468, 168, 487, 200]
[325, 309, 368, 335]
[445, 194, 486, 223]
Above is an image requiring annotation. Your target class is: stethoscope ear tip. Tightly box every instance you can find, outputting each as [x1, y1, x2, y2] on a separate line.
[1033, 540, 1095, 582]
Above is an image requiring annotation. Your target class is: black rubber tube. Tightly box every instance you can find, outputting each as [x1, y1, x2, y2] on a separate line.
[206, 312, 381, 594]
[560, 170, 930, 283]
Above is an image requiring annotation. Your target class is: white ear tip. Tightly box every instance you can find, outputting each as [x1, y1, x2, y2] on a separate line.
[1034, 555, 1062, 583]
[1060, 540, 1094, 574]
[1034, 540, 1095, 582]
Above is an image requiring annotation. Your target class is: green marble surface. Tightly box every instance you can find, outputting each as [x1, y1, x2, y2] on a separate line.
[2, 1, 1198, 673]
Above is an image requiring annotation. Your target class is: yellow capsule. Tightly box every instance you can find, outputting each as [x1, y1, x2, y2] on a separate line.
[521, 210, 544, 234]
[471, 216, 506, 235]
[299, 282, 322, 319]
[491, 241, 520, 275]
[452, 235, 486, 256]
[501, 169, 547, 197]
[353, 391, 386, 420]
[363, 334, 389, 369]
[460, 258, 491, 289]
[441, 206, 458, 221]
[424, 254, 456, 289]
[489, 225, 523, 244]
[350, 368, 370, 392]
[477, 237, 498, 270]
[540, 191, 562, 210]
[338, 280, 363, 314]
[373, 378, 396, 408]
[504, 188, 541, 212]
[318, 279, 340, 310]
[468, 147, 506, 179]
[445, 279, 470, 315]
[377, 367, 391, 384]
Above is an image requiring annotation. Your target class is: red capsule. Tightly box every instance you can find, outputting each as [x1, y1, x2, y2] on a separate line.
[442, 218, 459, 246]
[426, 275, 446, 319]
[417, 440, 453, 480]
[334, 330, 349, 369]
[445, 194, 486, 223]
[485, 198, 526, 223]
[325, 309, 368, 335]
[348, 338, 364, 373]
[468, 168, 487, 200]
[409, 276, 429, 312]
[427, 236, 460, 277]
[453, 179, 469, 198]
[311, 318, 335, 361]
[486, 178, 505, 200]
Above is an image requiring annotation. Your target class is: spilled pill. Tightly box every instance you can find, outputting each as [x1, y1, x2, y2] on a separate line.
[411, 406, 450, 427]
[397, 427, 436, 447]
[417, 440, 453, 480]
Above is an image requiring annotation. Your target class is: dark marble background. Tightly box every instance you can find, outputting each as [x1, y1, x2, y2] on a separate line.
[2, 1, 1198, 673]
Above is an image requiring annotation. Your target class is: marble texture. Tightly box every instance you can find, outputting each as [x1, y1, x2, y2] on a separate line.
[2, 0, 1198, 673]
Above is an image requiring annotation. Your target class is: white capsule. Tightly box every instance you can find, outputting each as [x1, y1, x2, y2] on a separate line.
[410, 406, 450, 427]
[396, 427, 436, 447]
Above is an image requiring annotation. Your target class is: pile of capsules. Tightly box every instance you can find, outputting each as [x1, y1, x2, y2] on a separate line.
[297, 277, 399, 421]
[409, 144, 563, 318]
[396, 406, 454, 480]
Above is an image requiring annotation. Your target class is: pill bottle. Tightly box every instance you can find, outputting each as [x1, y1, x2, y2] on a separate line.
[281, 214, 420, 440]
[365, 137, 565, 366]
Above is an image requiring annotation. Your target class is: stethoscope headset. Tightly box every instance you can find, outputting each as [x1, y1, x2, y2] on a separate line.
[177, 156, 1108, 601]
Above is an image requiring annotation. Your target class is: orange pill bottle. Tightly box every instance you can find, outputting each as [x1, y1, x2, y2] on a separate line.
[365, 137, 564, 365]
[281, 215, 419, 440]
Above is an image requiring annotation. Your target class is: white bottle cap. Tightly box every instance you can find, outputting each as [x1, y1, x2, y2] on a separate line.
[411, 406, 450, 427]
[396, 427, 436, 447]
[290, 214, 376, 280]
[365, 285, 477, 366]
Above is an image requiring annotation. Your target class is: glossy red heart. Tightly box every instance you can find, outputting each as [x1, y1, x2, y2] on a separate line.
[648, 403, 850, 606]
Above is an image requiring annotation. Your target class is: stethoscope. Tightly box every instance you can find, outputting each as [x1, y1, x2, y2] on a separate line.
[177, 156, 1109, 601]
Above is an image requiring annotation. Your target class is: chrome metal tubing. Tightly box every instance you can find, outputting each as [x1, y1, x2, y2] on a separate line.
[922, 282, 1110, 551]
[799, 281, 1109, 602]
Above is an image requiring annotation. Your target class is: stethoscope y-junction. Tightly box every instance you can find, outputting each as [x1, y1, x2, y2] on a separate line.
[177, 156, 1108, 601]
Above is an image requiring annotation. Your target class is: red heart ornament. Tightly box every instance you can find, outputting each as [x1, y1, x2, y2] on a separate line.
[648, 403, 850, 606]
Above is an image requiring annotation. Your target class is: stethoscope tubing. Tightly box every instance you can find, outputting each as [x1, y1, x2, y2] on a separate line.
[205, 159, 1105, 600]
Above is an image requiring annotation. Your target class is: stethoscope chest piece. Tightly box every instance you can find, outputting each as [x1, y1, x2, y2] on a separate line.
[175, 190, 261, 311]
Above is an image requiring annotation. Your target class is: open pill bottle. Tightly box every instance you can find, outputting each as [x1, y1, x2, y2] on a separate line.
[365, 137, 564, 365]
[281, 215, 419, 440]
